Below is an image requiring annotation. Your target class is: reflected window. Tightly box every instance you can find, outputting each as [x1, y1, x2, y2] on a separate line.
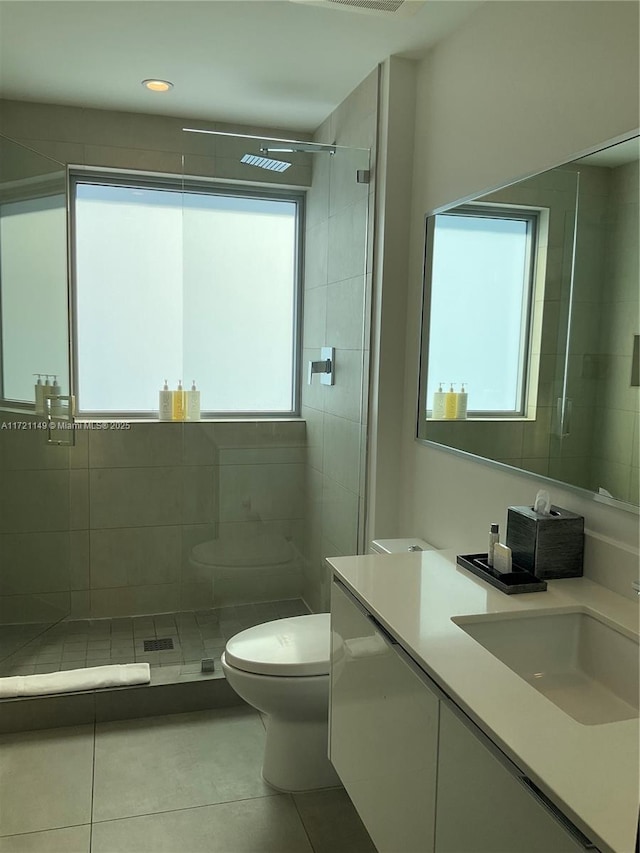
[71, 174, 302, 416]
[0, 194, 68, 404]
[426, 205, 538, 416]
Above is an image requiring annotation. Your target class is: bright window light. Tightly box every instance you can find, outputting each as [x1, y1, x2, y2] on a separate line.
[73, 176, 300, 415]
[426, 206, 537, 415]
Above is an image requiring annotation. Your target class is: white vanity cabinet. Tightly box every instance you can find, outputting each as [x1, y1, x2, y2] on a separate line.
[330, 578, 597, 853]
[330, 580, 440, 853]
[435, 703, 591, 853]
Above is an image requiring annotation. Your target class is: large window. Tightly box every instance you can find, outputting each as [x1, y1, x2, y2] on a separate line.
[426, 205, 538, 416]
[72, 173, 301, 416]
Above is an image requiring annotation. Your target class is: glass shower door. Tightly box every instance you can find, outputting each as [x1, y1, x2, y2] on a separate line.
[300, 140, 372, 611]
[179, 130, 372, 614]
[0, 135, 72, 669]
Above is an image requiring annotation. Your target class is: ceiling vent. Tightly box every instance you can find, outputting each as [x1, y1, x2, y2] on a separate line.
[290, 0, 426, 17]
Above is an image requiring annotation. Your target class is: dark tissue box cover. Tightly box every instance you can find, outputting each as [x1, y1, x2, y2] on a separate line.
[506, 505, 584, 579]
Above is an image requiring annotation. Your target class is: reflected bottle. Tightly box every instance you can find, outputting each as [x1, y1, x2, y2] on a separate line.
[444, 384, 457, 419]
[50, 375, 62, 416]
[43, 375, 53, 414]
[455, 383, 468, 420]
[432, 383, 446, 419]
[34, 375, 44, 415]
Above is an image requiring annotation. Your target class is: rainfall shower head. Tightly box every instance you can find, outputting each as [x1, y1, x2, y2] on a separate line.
[240, 153, 291, 173]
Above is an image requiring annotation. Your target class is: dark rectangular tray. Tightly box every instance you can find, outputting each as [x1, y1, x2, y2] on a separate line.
[456, 553, 547, 594]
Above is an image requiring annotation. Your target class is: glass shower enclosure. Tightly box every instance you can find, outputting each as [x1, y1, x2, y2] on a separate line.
[0, 125, 372, 680]
[0, 134, 72, 664]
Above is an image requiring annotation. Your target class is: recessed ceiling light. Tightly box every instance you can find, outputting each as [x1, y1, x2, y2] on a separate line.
[142, 79, 173, 93]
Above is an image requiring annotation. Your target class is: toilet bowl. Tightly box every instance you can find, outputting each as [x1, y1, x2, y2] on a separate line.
[221, 539, 436, 792]
[221, 613, 340, 792]
[189, 533, 301, 606]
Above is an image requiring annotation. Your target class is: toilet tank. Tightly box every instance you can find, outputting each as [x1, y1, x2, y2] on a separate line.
[369, 538, 435, 555]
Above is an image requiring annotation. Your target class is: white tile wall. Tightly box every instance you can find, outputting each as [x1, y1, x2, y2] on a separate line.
[300, 69, 378, 610]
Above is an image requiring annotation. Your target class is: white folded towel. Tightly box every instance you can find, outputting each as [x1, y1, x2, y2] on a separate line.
[0, 663, 151, 699]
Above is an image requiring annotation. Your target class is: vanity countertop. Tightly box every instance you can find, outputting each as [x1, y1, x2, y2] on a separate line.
[327, 549, 639, 853]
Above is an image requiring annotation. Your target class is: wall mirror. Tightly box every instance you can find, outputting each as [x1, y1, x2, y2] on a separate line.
[0, 134, 69, 412]
[418, 134, 640, 510]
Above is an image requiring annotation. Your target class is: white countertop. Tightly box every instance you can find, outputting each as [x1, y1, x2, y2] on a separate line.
[327, 548, 639, 853]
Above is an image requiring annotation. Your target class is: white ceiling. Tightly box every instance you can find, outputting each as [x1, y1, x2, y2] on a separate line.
[0, 0, 479, 132]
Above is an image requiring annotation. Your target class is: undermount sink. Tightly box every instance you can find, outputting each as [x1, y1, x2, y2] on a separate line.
[452, 609, 639, 725]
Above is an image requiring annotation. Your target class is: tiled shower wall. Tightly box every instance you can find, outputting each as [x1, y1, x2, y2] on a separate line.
[0, 99, 313, 624]
[0, 412, 74, 626]
[0, 419, 305, 621]
[301, 69, 378, 612]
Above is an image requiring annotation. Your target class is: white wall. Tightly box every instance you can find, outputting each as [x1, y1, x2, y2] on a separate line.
[382, 2, 639, 594]
[301, 70, 378, 611]
[367, 57, 417, 541]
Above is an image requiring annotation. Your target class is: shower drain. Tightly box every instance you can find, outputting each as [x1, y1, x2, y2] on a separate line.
[143, 638, 175, 652]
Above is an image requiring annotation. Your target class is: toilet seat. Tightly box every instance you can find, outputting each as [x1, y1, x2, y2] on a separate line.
[225, 614, 330, 677]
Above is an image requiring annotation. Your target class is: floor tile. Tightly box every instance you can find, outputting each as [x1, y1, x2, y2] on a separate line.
[293, 788, 376, 853]
[1, 600, 308, 685]
[0, 726, 94, 836]
[0, 825, 91, 852]
[91, 796, 313, 853]
[92, 707, 272, 822]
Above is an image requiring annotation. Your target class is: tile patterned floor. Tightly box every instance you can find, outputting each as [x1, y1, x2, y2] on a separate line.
[0, 600, 309, 684]
[0, 707, 377, 853]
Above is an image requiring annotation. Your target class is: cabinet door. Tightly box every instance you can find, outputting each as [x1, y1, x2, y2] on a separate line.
[330, 580, 440, 853]
[436, 703, 591, 853]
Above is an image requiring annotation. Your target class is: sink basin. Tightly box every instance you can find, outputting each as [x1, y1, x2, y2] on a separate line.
[453, 609, 639, 725]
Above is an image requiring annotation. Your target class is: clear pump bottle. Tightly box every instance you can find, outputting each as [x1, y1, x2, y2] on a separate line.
[487, 523, 500, 567]
[159, 380, 173, 421]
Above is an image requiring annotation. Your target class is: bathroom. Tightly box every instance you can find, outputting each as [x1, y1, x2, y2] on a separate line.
[0, 1, 638, 851]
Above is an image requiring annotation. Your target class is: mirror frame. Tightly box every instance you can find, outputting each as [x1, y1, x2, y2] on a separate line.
[416, 129, 640, 515]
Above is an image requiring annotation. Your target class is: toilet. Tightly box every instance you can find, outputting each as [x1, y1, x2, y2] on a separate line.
[221, 613, 339, 792]
[221, 538, 434, 793]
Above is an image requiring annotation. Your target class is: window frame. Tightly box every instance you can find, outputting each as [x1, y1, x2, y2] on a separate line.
[69, 167, 304, 420]
[423, 203, 539, 419]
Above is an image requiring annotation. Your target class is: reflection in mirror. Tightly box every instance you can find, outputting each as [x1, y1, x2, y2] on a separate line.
[418, 135, 639, 509]
[0, 135, 68, 410]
